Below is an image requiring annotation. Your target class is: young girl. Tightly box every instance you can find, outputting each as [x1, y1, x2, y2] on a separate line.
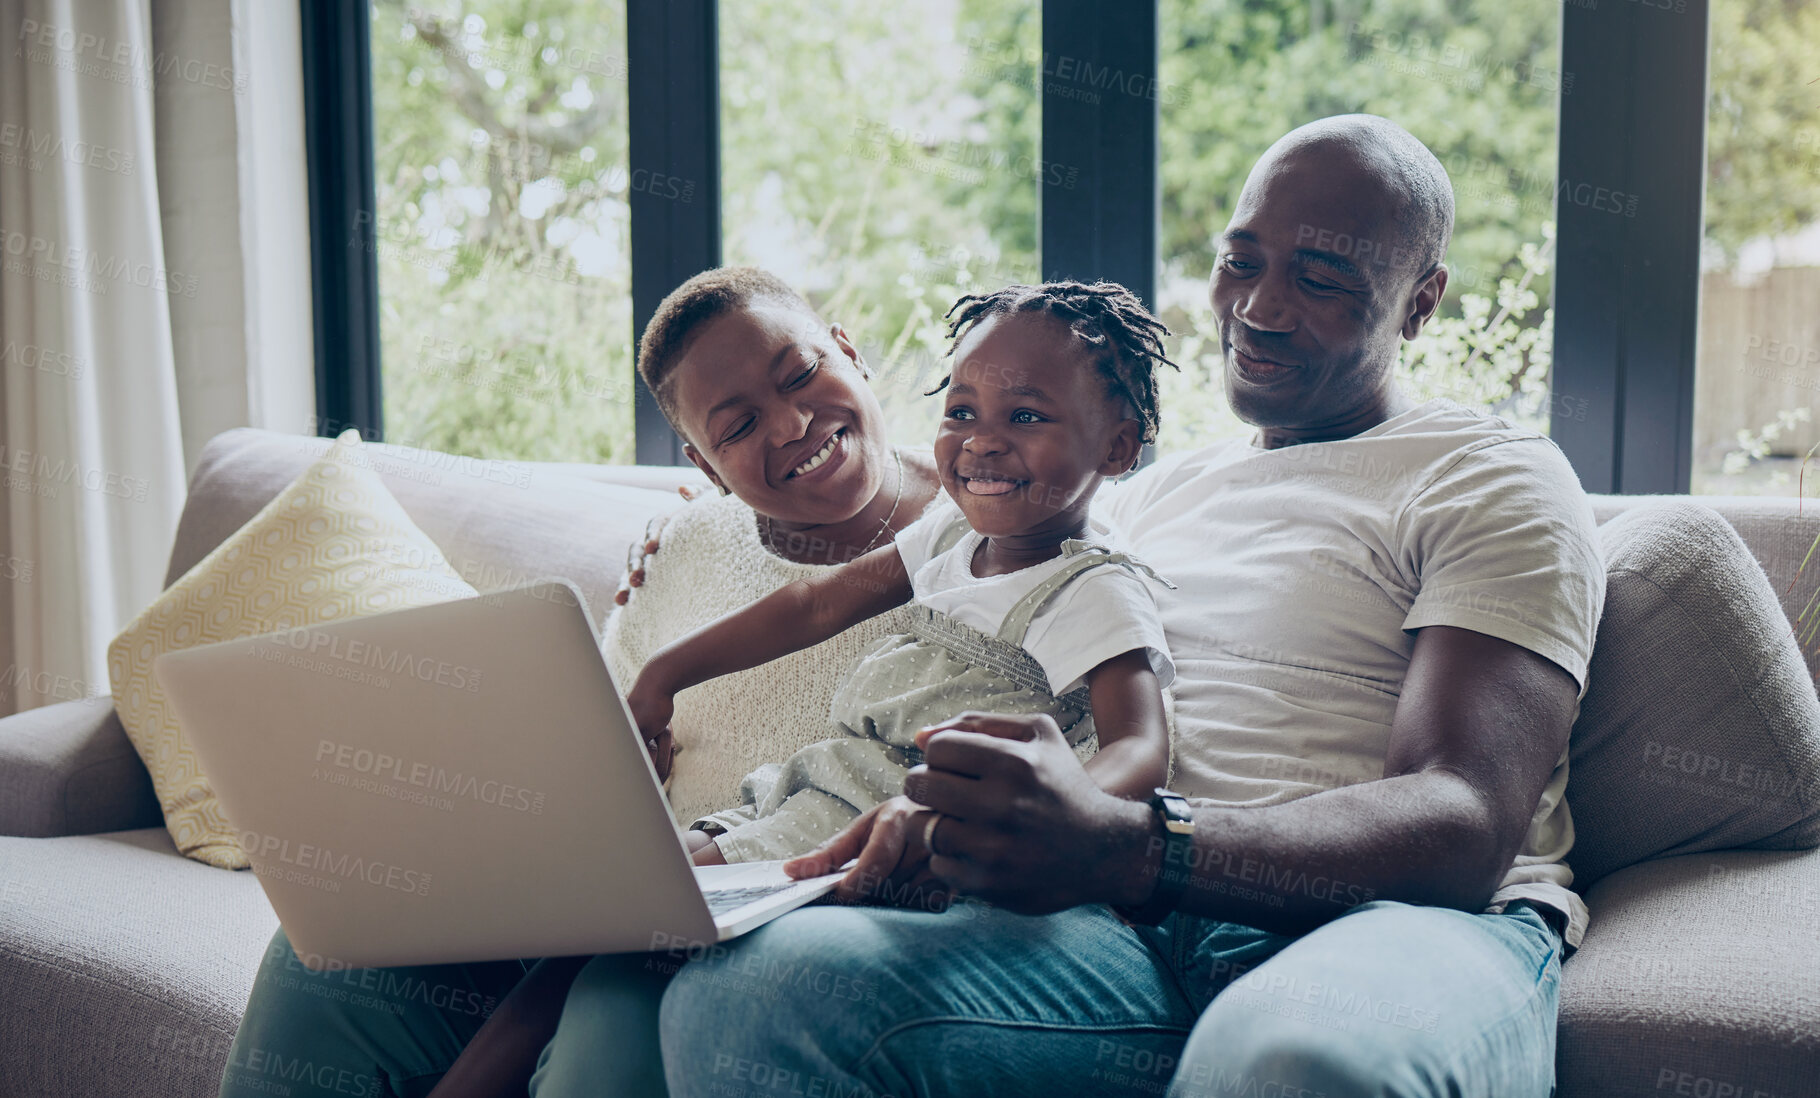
[628, 280, 1181, 864]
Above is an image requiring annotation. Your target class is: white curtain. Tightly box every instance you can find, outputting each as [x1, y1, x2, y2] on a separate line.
[0, 0, 314, 715]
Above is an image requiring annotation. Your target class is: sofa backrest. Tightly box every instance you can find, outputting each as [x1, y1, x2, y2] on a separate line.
[168, 436, 1820, 679]
[167, 429, 709, 625]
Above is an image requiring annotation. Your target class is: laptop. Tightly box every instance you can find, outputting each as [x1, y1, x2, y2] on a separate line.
[153, 581, 843, 970]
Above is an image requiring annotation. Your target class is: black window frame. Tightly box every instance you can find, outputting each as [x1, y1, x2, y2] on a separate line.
[300, 0, 383, 440]
[305, 0, 1712, 493]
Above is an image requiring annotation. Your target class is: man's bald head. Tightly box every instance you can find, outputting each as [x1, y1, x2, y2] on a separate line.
[1245, 114, 1454, 279]
[1210, 115, 1456, 446]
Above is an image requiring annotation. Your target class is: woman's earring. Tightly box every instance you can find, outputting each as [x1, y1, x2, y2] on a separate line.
[717, 483, 731, 496]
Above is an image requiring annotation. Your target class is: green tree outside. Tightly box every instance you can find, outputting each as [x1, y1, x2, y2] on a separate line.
[365, 0, 1817, 467]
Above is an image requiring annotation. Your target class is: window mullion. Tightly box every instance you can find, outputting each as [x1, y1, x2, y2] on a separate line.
[1553, 0, 1710, 493]
[627, 0, 721, 466]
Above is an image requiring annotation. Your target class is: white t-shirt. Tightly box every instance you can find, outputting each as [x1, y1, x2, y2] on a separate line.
[893, 496, 1175, 696]
[1100, 399, 1605, 946]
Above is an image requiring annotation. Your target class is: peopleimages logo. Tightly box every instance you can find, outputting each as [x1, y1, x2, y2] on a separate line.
[238, 830, 433, 897]
[0, 443, 150, 502]
[260, 630, 483, 692]
[315, 739, 548, 815]
[0, 229, 200, 296]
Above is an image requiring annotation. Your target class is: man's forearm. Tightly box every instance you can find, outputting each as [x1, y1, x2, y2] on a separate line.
[1100, 771, 1511, 936]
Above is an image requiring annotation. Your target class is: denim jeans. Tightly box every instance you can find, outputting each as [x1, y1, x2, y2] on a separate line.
[218, 929, 682, 1098]
[611, 898, 1562, 1098]
[217, 928, 532, 1098]
[224, 899, 1560, 1098]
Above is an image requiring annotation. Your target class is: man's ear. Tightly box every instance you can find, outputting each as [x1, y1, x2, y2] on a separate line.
[1098, 419, 1145, 478]
[681, 443, 729, 496]
[1402, 264, 1449, 341]
[829, 323, 870, 378]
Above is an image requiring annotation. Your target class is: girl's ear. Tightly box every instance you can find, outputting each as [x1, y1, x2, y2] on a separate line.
[1098, 419, 1144, 478]
[682, 444, 730, 496]
[829, 323, 871, 378]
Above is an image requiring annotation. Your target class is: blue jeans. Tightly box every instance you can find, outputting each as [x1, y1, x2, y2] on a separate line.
[219, 930, 675, 1098]
[536, 898, 1561, 1098]
[224, 900, 1560, 1098]
[218, 929, 532, 1098]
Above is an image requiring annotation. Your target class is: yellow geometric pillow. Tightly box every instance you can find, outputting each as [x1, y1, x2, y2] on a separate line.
[108, 429, 476, 868]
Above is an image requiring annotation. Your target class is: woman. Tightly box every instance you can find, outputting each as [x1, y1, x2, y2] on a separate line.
[216, 267, 943, 1098]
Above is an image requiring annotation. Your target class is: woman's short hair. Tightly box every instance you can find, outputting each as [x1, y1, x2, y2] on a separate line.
[637, 266, 822, 426]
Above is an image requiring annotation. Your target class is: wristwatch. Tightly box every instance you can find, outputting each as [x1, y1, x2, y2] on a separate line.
[1114, 788, 1195, 925]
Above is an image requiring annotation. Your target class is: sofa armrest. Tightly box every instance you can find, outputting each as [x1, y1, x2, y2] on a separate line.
[0, 697, 162, 837]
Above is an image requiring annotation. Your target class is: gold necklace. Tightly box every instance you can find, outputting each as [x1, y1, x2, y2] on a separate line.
[764, 449, 906, 563]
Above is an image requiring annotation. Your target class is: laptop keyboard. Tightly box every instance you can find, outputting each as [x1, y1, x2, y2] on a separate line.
[703, 880, 807, 917]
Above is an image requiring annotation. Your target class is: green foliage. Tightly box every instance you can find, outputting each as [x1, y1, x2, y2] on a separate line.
[365, 0, 1814, 468]
[715, 0, 1043, 449]
[1157, 0, 1562, 305]
[1704, 0, 1820, 261]
[370, 0, 637, 463]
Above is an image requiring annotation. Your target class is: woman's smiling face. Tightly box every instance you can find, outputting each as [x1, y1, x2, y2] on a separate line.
[667, 301, 891, 527]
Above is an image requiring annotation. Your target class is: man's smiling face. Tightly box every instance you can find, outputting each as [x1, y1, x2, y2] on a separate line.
[1209, 139, 1448, 446]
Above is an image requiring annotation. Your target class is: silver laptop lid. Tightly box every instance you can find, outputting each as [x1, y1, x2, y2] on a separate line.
[156, 582, 718, 968]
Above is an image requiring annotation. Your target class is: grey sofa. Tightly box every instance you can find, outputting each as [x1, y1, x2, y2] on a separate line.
[3, 428, 1817, 1098]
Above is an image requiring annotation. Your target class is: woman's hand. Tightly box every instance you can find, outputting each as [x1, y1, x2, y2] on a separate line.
[784, 796, 952, 912]
[614, 486, 704, 606]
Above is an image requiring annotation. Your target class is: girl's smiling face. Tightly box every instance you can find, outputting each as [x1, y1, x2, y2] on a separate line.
[935, 312, 1142, 544]
[668, 301, 892, 527]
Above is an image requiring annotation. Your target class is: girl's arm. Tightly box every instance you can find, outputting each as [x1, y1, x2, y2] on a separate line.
[422, 955, 588, 1098]
[627, 544, 911, 736]
[422, 841, 723, 1096]
[1079, 649, 1171, 800]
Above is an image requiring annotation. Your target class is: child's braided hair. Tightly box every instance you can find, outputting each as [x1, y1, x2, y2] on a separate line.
[935, 280, 1179, 444]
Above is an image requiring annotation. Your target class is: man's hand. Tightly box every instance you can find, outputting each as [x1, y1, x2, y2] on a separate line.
[784, 796, 952, 911]
[903, 711, 1151, 915]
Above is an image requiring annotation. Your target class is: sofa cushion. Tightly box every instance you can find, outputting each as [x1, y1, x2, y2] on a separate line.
[1557, 848, 1820, 1097]
[1590, 493, 1820, 684]
[0, 697, 160, 837]
[0, 828, 278, 1098]
[167, 429, 698, 622]
[110, 432, 479, 869]
[1566, 502, 1820, 888]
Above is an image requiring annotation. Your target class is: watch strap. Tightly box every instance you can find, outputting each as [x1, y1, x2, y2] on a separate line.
[1114, 788, 1194, 925]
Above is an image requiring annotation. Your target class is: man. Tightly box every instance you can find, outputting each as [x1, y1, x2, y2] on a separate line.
[619, 114, 1601, 1098]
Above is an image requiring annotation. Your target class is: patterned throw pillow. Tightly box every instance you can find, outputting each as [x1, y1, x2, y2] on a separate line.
[107, 429, 476, 868]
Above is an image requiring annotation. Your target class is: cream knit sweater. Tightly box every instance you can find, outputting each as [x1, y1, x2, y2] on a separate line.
[601, 490, 928, 830]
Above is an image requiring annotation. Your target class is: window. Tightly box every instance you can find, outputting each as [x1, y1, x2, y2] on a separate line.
[314, 1, 1715, 491]
[1690, 0, 1820, 495]
[1154, 0, 1563, 455]
[718, 0, 1041, 448]
[367, 1, 635, 463]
